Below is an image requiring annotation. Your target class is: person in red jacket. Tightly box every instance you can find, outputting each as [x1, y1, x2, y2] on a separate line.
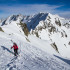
[11, 42, 18, 56]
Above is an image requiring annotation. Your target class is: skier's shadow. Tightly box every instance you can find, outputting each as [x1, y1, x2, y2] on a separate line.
[1, 46, 14, 54]
[54, 55, 70, 65]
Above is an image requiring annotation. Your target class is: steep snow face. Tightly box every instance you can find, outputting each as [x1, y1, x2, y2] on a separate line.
[30, 13, 70, 58]
[27, 13, 48, 31]
[0, 13, 70, 70]
[0, 19, 5, 26]
[0, 14, 32, 26]
[0, 14, 24, 25]
[0, 12, 70, 58]
[0, 24, 70, 70]
[0, 21, 58, 55]
[5, 14, 24, 25]
[26, 13, 70, 31]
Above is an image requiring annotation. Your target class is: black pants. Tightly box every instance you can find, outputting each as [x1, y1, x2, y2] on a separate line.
[14, 49, 18, 56]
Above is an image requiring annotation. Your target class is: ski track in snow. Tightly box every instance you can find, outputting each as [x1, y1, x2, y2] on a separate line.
[0, 41, 70, 70]
[0, 13, 70, 70]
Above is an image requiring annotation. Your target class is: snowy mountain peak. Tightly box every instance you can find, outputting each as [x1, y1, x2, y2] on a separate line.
[25, 12, 70, 58]
[0, 12, 70, 70]
[0, 12, 70, 58]
[26, 12, 49, 31]
[1, 14, 24, 25]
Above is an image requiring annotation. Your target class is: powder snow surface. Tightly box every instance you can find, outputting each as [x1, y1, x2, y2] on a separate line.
[0, 22, 70, 70]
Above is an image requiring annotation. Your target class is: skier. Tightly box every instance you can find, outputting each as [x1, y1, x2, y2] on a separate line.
[11, 42, 18, 56]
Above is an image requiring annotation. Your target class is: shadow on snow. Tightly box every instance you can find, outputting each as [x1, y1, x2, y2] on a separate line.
[54, 55, 70, 65]
[1, 46, 14, 54]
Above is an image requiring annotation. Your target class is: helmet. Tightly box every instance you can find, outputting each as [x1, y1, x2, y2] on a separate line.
[13, 42, 16, 45]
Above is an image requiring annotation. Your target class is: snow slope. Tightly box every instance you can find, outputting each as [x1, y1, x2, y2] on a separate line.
[29, 13, 70, 58]
[0, 31, 70, 70]
[0, 12, 70, 70]
[0, 19, 70, 70]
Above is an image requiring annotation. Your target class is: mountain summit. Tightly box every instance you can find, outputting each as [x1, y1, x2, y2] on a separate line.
[0, 12, 70, 70]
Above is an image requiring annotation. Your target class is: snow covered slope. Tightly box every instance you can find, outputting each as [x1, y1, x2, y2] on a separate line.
[0, 14, 32, 26]
[0, 12, 70, 70]
[0, 13, 70, 58]
[0, 23, 70, 70]
[29, 13, 70, 58]
[26, 13, 70, 30]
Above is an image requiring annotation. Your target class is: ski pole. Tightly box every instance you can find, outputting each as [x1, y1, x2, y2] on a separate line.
[11, 40, 14, 43]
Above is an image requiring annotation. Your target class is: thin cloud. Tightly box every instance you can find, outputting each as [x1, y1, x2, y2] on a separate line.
[0, 4, 62, 14]
[58, 11, 70, 19]
[0, 4, 69, 19]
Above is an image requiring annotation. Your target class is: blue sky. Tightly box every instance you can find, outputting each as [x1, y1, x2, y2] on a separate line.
[0, 0, 70, 19]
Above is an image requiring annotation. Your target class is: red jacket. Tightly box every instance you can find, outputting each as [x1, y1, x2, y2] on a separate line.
[12, 44, 18, 49]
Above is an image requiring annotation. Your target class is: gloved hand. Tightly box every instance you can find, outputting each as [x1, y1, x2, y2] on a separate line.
[11, 47, 12, 49]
